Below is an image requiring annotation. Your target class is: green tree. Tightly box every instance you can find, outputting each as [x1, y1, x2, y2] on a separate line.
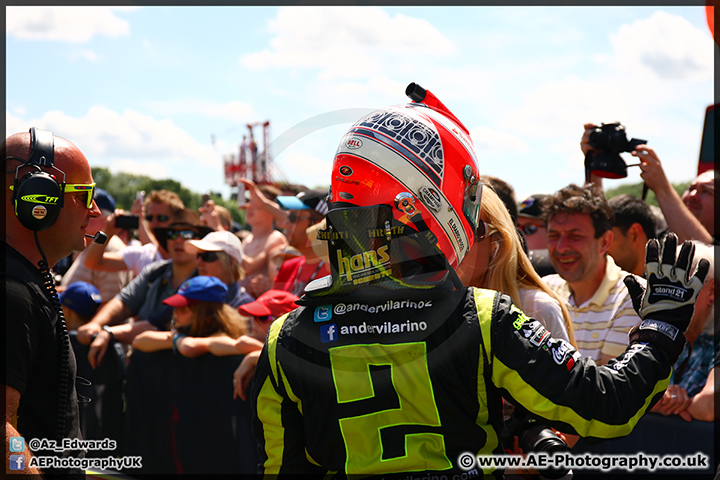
[604, 180, 690, 206]
[91, 167, 246, 227]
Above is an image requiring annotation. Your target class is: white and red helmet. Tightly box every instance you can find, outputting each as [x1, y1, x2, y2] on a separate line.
[329, 83, 481, 270]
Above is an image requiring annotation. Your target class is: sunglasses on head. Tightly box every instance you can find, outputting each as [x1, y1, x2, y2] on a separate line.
[146, 214, 170, 222]
[520, 224, 539, 236]
[168, 230, 199, 240]
[196, 251, 220, 263]
[476, 220, 498, 240]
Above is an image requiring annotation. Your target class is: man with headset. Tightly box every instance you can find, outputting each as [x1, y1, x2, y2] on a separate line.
[3, 128, 101, 478]
[251, 84, 709, 478]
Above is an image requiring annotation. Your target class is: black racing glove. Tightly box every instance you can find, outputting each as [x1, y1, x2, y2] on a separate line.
[623, 233, 709, 361]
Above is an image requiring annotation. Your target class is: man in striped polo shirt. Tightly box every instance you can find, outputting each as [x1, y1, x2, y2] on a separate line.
[540, 183, 644, 365]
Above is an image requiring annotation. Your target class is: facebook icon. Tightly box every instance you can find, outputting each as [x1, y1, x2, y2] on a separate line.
[9, 454, 25, 471]
[320, 324, 338, 343]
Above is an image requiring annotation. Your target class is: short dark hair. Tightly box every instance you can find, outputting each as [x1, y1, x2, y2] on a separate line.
[540, 183, 614, 238]
[479, 175, 518, 225]
[608, 194, 657, 240]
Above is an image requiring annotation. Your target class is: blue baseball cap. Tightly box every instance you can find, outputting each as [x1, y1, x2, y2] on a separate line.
[93, 188, 116, 213]
[275, 189, 329, 215]
[162, 275, 228, 308]
[59, 281, 102, 317]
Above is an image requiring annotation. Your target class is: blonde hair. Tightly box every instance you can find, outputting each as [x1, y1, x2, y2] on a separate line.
[213, 204, 233, 231]
[186, 302, 249, 338]
[480, 187, 576, 346]
[216, 250, 245, 283]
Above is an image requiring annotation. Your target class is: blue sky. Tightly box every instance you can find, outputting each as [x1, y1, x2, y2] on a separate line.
[6, 6, 715, 203]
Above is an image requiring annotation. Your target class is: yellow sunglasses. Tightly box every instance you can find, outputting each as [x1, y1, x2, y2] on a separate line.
[9, 182, 96, 209]
[65, 183, 97, 209]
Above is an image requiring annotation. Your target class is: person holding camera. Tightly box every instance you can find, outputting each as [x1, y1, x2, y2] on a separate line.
[59, 188, 133, 305]
[581, 122, 714, 245]
[251, 84, 709, 479]
[4, 128, 102, 478]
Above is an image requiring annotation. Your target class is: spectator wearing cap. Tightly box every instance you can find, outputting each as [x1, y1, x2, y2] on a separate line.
[78, 209, 213, 368]
[272, 189, 330, 296]
[518, 193, 557, 277]
[84, 190, 183, 278]
[59, 188, 133, 304]
[184, 231, 255, 308]
[607, 194, 658, 277]
[132, 276, 262, 358]
[232, 290, 300, 401]
[235, 179, 289, 298]
[60, 281, 102, 331]
[518, 194, 549, 251]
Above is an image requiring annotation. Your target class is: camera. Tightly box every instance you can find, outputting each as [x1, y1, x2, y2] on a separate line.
[589, 122, 645, 154]
[501, 401, 571, 479]
[586, 122, 647, 180]
[115, 214, 139, 230]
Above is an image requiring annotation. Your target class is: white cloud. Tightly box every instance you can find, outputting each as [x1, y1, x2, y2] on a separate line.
[108, 159, 169, 179]
[241, 7, 457, 81]
[6, 7, 135, 43]
[6, 106, 220, 168]
[274, 151, 333, 188]
[146, 99, 258, 123]
[610, 11, 714, 81]
[469, 126, 530, 153]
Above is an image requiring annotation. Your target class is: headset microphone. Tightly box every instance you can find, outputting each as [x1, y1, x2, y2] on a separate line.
[85, 231, 108, 245]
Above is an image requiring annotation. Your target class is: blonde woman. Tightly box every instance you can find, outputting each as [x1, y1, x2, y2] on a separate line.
[457, 186, 576, 346]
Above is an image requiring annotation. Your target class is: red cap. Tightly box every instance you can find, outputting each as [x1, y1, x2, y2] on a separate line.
[238, 290, 299, 319]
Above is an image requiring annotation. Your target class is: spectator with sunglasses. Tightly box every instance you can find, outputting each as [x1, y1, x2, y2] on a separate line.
[518, 193, 556, 277]
[84, 189, 183, 277]
[184, 231, 255, 308]
[77, 209, 212, 367]
[59, 188, 133, 305]
[231, 290, 300, 401]
[273, 189, 330, 296]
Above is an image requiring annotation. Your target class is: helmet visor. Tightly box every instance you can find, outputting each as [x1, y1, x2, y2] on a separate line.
[318, 205, 448, 294]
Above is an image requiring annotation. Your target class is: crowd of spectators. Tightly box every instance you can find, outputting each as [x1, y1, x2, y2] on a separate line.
[19, 116, 715, 475]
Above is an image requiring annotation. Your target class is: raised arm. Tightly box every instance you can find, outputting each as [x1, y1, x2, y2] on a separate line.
[633, 146, 712, 244]
[84, 209, 130, 271]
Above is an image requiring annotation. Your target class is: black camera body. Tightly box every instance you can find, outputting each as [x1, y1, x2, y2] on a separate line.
[501, 401, 571, 479]
[115, 214, 139, 230]
[586, 122, 647, 180]
[589, 122, 645, 154]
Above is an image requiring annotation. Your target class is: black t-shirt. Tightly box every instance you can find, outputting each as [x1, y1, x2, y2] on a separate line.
[4, 242, 84, 476]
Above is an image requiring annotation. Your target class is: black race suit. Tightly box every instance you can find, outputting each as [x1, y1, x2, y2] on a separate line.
[251, 278, 672, 478]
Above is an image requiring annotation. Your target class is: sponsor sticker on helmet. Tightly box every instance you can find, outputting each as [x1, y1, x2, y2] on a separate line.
[419, 186, 442, 212]
[339, 165, 353, 176]
[346, 138, 363, 150]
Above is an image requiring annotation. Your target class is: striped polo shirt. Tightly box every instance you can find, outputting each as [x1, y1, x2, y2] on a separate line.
[542, 256, 644, 363]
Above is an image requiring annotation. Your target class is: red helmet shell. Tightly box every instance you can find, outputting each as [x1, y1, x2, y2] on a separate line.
[330, 103, 481, 270]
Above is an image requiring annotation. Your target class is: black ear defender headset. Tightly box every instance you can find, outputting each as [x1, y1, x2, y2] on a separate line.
[4, 127, 104, 441]
[9, 127, 65, 231]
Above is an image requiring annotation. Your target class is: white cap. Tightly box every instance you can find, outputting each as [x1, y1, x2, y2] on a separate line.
[184, 231, 244, 264]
